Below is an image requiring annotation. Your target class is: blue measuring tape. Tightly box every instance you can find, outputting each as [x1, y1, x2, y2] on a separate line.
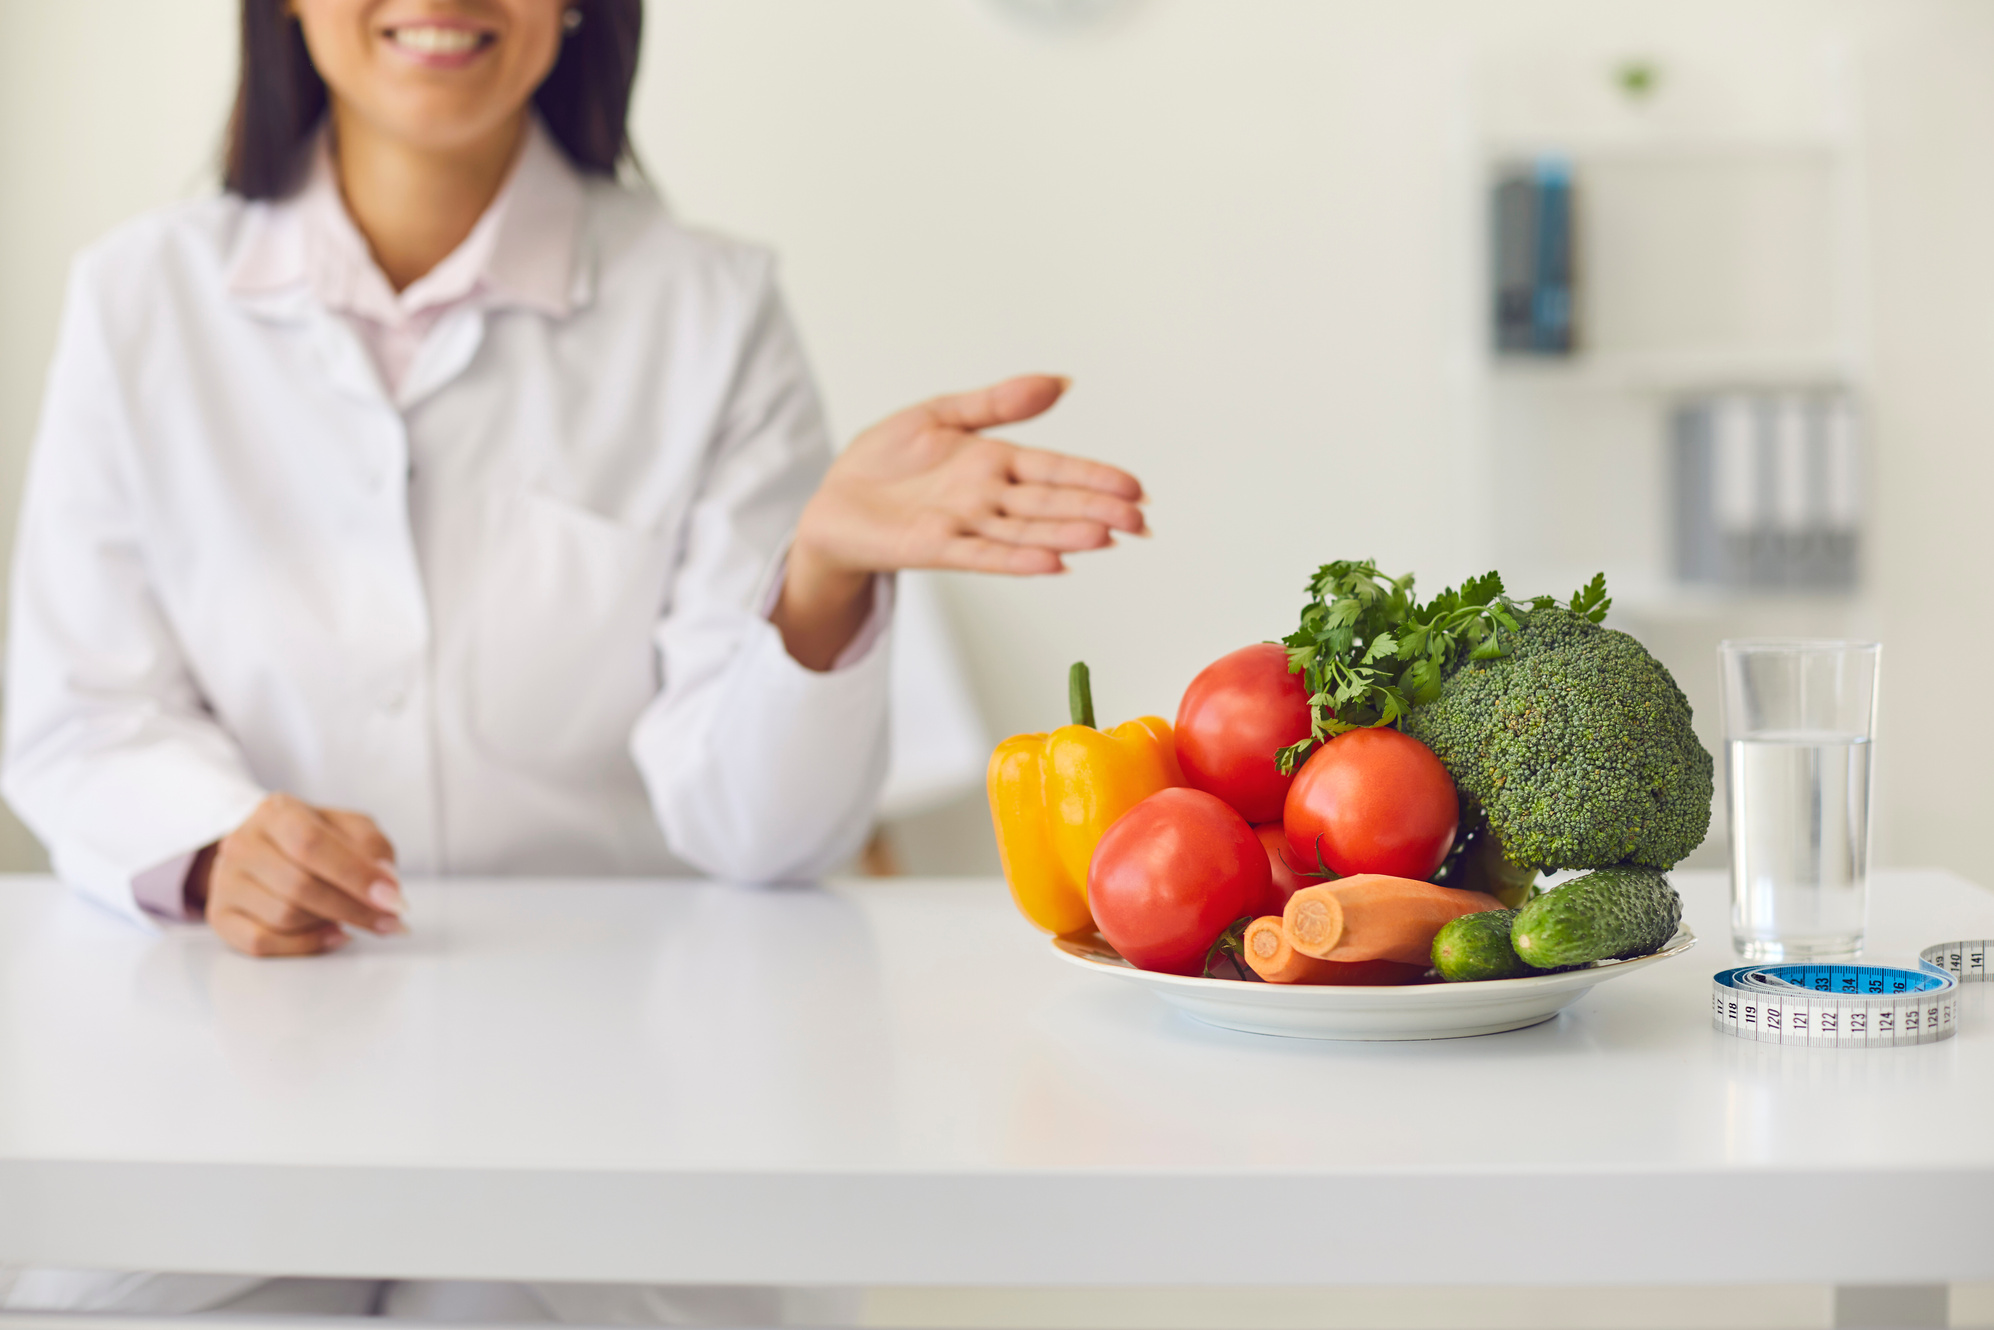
[1711, 940, 1988, 1046]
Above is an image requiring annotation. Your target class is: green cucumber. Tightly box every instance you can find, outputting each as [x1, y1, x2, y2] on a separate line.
[1510, 867, 1682, 968]
[1431, 909, 1530, 981]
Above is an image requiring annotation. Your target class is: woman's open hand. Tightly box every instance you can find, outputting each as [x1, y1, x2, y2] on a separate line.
[201, 793, 405, 957]
[773, 374, 1145, 669]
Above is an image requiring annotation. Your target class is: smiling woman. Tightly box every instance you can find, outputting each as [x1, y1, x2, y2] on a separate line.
[0, 0, 1147, 1320]
[0, 0, 1146, 957]
[228, 1, 639, 198]
[229, 0, 638, 286]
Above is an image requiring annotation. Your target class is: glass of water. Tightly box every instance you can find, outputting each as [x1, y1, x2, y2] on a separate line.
[1718, 640, 1880, 961]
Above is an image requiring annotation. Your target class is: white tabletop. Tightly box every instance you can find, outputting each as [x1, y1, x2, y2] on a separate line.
[1, 869, 1989, 1287]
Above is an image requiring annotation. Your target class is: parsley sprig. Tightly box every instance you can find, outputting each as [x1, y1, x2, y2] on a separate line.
[1274, 562, 1611, 774]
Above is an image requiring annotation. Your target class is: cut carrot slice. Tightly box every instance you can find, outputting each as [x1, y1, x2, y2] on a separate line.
[1243, 916, 1328, 983]
[1282, 884, 1345, 958]
[1284, 874, 1502, 966]
[1242, 916, 1428, 985]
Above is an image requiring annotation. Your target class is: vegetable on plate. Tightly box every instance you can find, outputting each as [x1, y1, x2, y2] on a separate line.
[1173, 643, 1313, 823]
[1430, 909, 1532, 982]
[1252, 821, 1313, 915]
[987, 662, 1182, 935]
[1238, 915, 1426, 985]
[1403, 605, 1713, 885]
[1283, 727, 1457, 881]
[1088, 787, 1269, 976]
[1283, 875, 1502, 967]
[1511, 867, 1682, 968]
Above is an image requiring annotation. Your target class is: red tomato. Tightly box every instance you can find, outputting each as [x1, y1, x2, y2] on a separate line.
[1284, 728, 1457, 881]
[1174, 644, 1313, 824]
[1089, 788, 1271, 976]
[1253, 821, 1311, 914]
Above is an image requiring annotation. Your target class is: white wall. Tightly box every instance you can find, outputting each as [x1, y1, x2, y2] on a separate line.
[0, 0, 239, 868]
[1, 0, 1990, 882]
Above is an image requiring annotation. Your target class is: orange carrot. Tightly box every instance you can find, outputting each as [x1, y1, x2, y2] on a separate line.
[1242, 916, 1429, 985]
[1283, 874, 1503, 966]
[1282, 884, 1345, 958]
[1243, 916, 1332, 983]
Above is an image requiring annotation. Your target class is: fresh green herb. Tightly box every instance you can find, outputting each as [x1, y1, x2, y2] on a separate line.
[1568, 571, 1612, 624]
[1273, 560, 1610, 774]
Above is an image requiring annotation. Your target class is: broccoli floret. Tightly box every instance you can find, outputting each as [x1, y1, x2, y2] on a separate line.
[1401, 606, 1713, 872]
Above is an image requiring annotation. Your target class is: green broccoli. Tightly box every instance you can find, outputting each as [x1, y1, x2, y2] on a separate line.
[1402, 606, 1714, 874]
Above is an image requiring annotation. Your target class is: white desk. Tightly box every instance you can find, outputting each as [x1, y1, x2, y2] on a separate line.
[0, 869, 1989, 1291]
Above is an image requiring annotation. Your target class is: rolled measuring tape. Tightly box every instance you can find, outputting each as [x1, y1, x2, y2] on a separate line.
[1711, 940, 1989, 1047]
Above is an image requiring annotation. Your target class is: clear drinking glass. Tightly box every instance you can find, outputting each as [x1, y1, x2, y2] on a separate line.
[1718, 640, 1880, 961]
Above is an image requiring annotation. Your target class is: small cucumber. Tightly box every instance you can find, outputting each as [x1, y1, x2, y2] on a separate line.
[1510, 867, 1682, 968]
[1431, 909, 1530, 981]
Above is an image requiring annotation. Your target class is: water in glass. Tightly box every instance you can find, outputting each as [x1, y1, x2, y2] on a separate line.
[1726, 729, 1871, 960]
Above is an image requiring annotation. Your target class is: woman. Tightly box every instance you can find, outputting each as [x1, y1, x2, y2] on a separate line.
[0, 0, 1144, 963]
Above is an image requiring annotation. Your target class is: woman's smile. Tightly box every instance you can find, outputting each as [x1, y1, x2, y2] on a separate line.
[379, 19, 499, 68]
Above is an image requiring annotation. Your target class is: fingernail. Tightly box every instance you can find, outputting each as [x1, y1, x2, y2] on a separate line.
[322, 928, 352, 951]
[369, 881, 407, 915]
[372, 915, 408, 936]
[374, 858, 401, 884]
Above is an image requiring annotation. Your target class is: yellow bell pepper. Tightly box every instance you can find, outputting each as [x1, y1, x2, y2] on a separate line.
[988, 662, 1184, 935]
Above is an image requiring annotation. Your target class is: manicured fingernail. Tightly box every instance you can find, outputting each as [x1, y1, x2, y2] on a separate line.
[372, 915, 408, 936]
[369, 881, 407, 914]
[374, 858, 401, 884]
[322, 929, 352, 951]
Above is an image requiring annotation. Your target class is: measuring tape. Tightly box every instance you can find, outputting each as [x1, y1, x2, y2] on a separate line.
[1711, 940, 1988, 1047]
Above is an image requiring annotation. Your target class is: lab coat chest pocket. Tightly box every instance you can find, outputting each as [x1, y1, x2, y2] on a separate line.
[470, 488, 674, 770]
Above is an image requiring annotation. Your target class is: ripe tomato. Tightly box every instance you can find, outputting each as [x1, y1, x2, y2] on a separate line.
[1089, 787, 1270, 975]
[1174, 644, 1313, 823]
[1253, 821, 1311, 914]
[1284, 728, 1457, 881]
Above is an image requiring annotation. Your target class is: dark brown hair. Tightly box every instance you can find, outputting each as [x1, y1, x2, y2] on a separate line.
[223, 0, 642, 199]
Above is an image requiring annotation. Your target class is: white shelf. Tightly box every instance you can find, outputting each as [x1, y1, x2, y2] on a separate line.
[1612, 587, 1868, 621]
[1481, 130, 1850, 165]
[1488, 347, 1862, 393]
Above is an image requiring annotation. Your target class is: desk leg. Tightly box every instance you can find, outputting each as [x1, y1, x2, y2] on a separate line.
[1832, 1284, 1948, 1328]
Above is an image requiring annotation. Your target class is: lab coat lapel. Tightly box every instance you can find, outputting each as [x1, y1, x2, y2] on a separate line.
[301, 302, 393, 408]
[387, 231, 597, 415]
[396, 304, 488, 413]
[231, 286, 394, 412]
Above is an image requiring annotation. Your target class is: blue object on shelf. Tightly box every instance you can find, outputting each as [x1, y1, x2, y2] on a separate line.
[1491, 156, 1576, 356]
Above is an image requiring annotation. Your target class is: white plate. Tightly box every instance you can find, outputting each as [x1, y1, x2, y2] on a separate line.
[1051, 927, 1698, 1040]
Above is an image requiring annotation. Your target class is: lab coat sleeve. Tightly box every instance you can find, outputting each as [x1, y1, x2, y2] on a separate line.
[1, 257, 268, 926]
[629, 274, 891, 881]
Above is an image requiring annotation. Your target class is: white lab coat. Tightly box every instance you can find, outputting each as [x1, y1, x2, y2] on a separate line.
[2, 179, 892, 925]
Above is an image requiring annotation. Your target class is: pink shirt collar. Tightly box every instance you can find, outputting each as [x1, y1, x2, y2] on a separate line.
[225, 114, 586, 325]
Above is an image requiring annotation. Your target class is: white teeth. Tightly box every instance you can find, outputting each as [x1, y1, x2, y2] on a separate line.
[389, 25, 485, 55]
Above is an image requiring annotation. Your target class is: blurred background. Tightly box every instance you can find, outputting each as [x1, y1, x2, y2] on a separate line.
[1, 0, 1989, 887]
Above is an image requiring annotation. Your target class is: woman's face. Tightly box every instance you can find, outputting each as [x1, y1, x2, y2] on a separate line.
[292, 0, 568, 154]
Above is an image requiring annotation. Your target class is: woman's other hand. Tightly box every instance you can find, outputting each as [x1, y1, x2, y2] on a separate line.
[774, 375, 1145, 669]
[200, 794, 405, 957]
